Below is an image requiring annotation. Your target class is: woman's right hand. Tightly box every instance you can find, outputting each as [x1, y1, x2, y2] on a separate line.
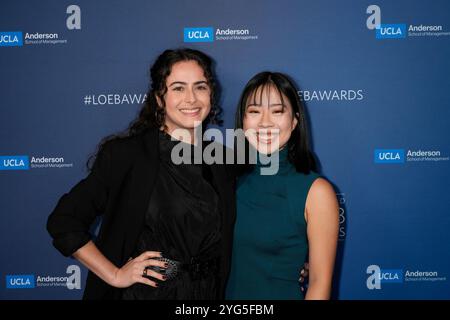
[111, 251, 168, 288]
[299, 262, 309, 293]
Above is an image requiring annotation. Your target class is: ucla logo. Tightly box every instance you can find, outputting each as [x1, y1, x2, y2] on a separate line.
[379, 269, 403, 283]
[6, 275, 35, 289]
[367, 265, 403, 290]
[0, 32, 23, 47]
[184, 27, 214, 42]
[374, 149, 405, 164]
[376, 24, 406, 39]
[366, 5, 406, 39]
[0, 156, 29, 170]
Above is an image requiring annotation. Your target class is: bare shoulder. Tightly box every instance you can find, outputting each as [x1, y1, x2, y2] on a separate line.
[305, 177, 339, 222]
[308, 178, 336, 200]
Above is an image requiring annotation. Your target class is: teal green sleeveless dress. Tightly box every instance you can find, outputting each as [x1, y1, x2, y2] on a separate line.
[226, 147, 320, 300]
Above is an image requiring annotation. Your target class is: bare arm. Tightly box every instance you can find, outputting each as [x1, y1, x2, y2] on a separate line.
[304, 178, 339, 300]
[73, 240, 166, 288]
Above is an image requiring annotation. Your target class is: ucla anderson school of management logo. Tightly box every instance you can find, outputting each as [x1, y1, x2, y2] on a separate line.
[366, 4, 449, 39]
[183, 27, 258, 42]
[6, 265, 81, 290]
[0, 5, 81, 47]
[366, 264, 446, 290]
[374, 149, 449, 164]
[0, 155, 73, 170]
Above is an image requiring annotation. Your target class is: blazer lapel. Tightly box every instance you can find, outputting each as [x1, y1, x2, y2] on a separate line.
[122, 128, 160, 262]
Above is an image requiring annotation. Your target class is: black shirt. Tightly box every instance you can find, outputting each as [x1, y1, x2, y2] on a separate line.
[122, 131, 221, 299]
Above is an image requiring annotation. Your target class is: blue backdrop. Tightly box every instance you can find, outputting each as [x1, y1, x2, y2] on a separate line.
[1, 0, 449, 299]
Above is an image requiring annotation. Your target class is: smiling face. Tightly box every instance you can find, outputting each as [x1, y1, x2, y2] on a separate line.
[243, 84, 298, 154]
[157, 60, 211, 138]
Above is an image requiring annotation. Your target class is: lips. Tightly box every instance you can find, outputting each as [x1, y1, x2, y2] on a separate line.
[179, 107, 201, 117]
[256, 131, 279, 144]
[178, 108, 201, 117]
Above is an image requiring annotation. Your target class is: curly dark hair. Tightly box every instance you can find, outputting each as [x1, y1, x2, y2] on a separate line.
[87, 48, 222, 171]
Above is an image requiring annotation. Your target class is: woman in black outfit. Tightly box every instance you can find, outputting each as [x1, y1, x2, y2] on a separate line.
[46, 48, 236, 300]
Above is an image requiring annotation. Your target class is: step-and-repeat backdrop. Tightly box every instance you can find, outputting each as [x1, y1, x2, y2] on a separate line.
[1, 0, 449, 299]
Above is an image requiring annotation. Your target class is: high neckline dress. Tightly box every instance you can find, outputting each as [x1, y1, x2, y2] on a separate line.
[226, 147, 320, 300]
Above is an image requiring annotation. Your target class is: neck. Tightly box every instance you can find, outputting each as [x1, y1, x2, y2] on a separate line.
[161, 127, 200, 145]
[255, 145, 289, 168]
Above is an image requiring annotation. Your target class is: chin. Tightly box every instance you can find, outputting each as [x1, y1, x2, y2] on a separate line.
[248, 142, 272, 155]
[257, 140, 281, 155]
[178, 119, 203, 129]
[258, 147, 277, 155]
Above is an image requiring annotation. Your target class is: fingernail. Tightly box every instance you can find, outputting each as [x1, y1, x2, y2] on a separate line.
[162, 275, 167, 280]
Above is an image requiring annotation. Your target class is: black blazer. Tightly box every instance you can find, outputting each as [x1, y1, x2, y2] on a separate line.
[47, 127, 236, 299]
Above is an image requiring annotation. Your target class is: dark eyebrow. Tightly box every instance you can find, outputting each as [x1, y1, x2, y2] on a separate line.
[168, 81, 208, 87]
[246, 103, 285, 108]
[168, 81, 186, 87]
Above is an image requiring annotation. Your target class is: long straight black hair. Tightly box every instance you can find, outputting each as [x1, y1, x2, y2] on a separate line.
[235, 71, 317, 174]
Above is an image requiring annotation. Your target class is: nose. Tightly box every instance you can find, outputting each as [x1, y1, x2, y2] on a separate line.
[258, 109, 274, 128]
[184, 86, 196, 104]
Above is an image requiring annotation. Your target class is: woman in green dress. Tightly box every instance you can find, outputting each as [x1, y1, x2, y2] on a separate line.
[226, 72, 339, 300]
